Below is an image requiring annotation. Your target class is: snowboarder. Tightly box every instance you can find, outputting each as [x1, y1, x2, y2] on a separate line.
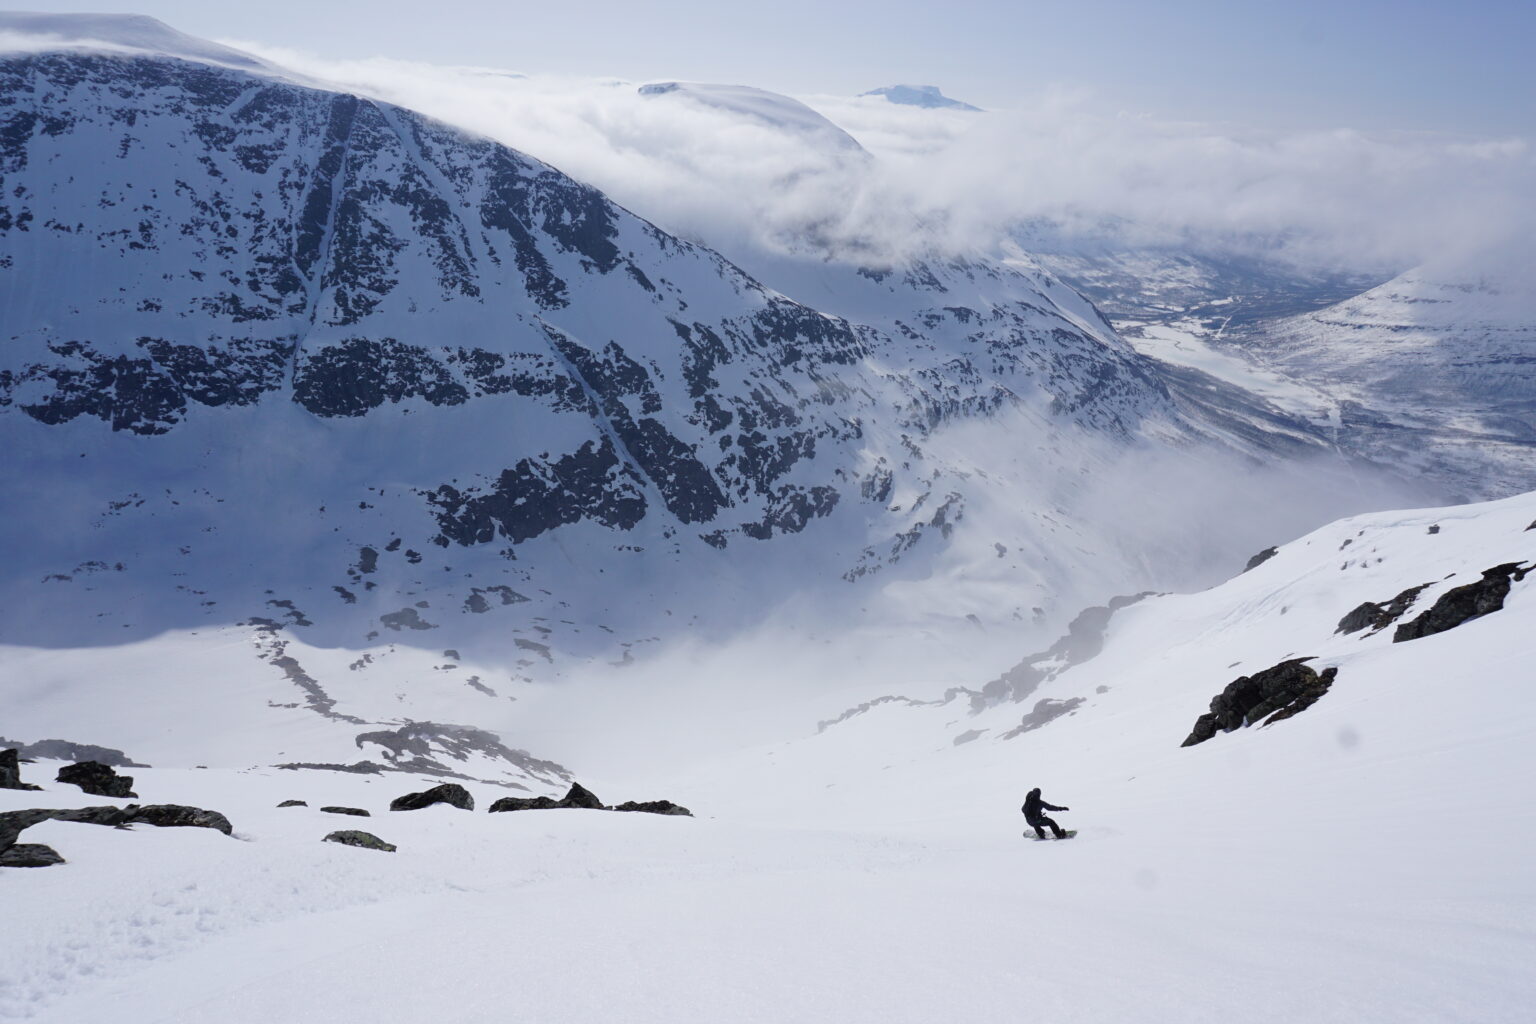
[1022, 787, 1070, 839]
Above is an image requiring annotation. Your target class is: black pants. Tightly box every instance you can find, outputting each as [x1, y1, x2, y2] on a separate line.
[1029, 816, 1064, 839]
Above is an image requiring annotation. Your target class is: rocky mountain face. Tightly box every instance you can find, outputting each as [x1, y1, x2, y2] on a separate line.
[0, 29, 1245, 773]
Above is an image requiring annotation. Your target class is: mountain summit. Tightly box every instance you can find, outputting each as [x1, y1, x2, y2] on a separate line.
[859, 84, 981, 111]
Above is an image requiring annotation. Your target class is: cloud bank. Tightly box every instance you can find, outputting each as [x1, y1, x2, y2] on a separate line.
[224, 42, 1534, 276]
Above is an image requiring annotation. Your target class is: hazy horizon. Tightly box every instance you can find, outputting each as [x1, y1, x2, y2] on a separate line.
[6, 0, 1536, 137]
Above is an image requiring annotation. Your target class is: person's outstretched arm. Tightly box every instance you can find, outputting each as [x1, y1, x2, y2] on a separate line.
[1043, 801, 1069, 812]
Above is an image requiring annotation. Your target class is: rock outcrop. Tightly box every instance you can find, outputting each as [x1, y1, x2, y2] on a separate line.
[1393, 562, 1530, 643]
[56, 760, 137, 798]
[0, 803, 234, 857]
[1336, 583, 1430, 635]
[0, 738, 144, 767]
[320, 806, 370, 817]
[1002, 697, 1086, 739]
[559, 783, 605, 810]
[487, 795, 560, 813]
[490, 783, 694, 817]
[389, 782, 474, 812]
[0, 748, 42, 791]
[129, 804, 233, 834]
[0, 843, 65, 867]
[612, 800, 693, 817]
[277, 799, 308, 807]
[323, 830, 396, 852]
[488, 782, 602, 813]
[1182, 659, 1338, 747]
[1244, 546, 1279, 572]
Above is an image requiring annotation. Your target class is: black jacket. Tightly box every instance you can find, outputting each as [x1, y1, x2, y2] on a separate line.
[1022, 790, 1066, 824]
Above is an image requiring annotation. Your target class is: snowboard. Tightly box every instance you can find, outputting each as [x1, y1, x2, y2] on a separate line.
[1025, 829, 1077, 841]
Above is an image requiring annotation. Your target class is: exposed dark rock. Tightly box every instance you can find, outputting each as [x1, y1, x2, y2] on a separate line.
[1243, 546, 1280, 572]
[323, 830, 396, 852]
[1393, 562, 1530, 643]
[275, 761, 386, 775]
[128, 804, 234, 835]
[0, 843, 64, 867]
[426, 437, 647, 547]
[1182, 659, 1338, 747]
[320, 806, 371, 817]
[1, 804, 233, 852]
[612, 800, 692, 817]
[390, 783, 474, 812]
[0, 737, 145, 767]
[0, 748, 41, 791]
[1, 806, 130, 851]
[559, 782, 605, 809]
[1002, 698, 1086, 739]
[1427, 525, 1440, 535]
[817, 694, 948, 733]
[380, 607, 436, 631]
[277, 799, 307, 808]
[56, 760, 137, 798]
[975, 593, 1154, 711]
[487, 795, 559, 813]
[1336, 583, 1430, 635]
[487, 782, 604, 813]
[353, 722, 571, 787]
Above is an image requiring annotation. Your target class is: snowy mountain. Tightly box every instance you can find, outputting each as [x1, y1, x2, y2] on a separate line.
[1020, 223, 1536, 502]
[859, 84, 981, 112]
[1238, 259, 1536, 500]
[0, 16, 1362, 784]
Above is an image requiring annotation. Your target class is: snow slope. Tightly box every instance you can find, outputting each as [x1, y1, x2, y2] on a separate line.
[4, 489, 1534, 1022]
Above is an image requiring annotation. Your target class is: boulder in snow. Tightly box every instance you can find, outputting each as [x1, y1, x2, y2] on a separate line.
[0, 748, 41, 791]
[321, 806, 371, 817]
[323, 830, 396, 852]
[612, 800, 693, 817]
[390, 782, 474, 812]
[129, 804, 234, 835]
[558, 783, 605, 809]
[56, 760, 137, 798]
[487, 795, 560, 813]
[0, 843, 65, 868]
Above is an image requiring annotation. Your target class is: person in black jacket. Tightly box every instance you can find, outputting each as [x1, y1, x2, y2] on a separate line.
[1022, 787, 1070, 839]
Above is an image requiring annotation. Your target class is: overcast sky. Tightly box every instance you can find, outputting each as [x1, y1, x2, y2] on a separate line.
[13, 0, 1536, 136]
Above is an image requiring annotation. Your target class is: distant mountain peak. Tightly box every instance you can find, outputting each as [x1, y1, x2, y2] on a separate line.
[639, 81, 867, 153]
[859, 84, 981, 112]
